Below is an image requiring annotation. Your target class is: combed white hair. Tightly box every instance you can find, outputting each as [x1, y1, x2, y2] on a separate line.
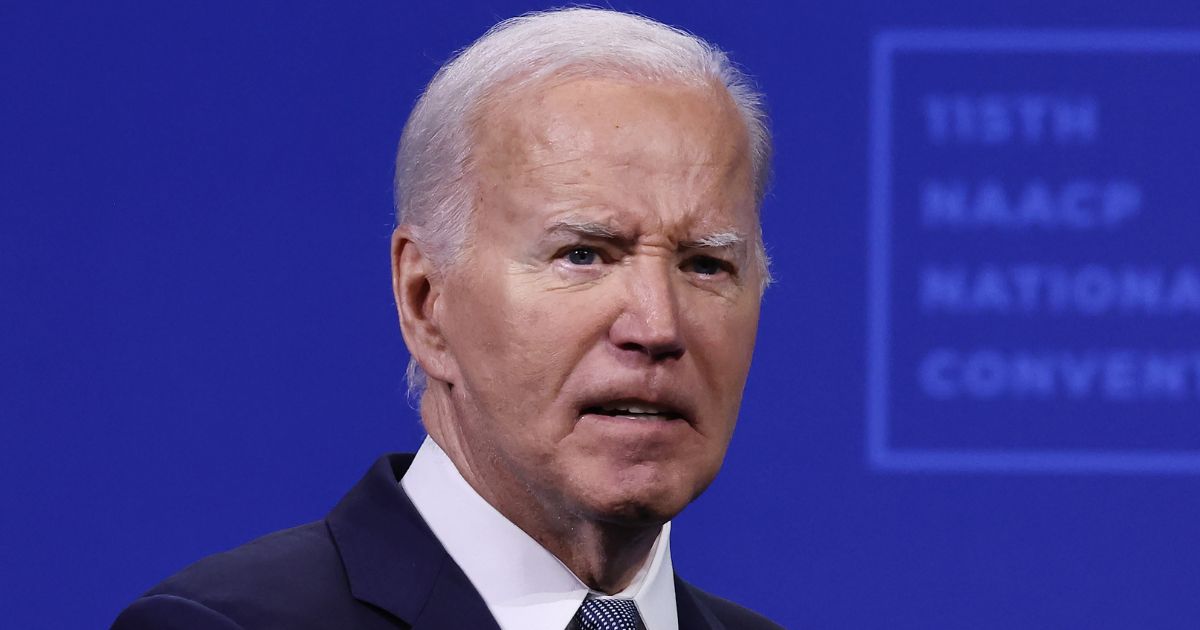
[395, 7, 773, 395]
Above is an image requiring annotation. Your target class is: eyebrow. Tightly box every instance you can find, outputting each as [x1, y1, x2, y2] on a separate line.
[544, 216, 748, 257]
[545, 217, 626, 241]
[684, 230, 745, 250]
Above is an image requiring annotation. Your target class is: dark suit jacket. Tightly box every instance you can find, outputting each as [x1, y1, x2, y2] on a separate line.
[113, 454, 783, 629]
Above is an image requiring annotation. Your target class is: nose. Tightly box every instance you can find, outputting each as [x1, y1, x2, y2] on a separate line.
[608, 261, 685, 362]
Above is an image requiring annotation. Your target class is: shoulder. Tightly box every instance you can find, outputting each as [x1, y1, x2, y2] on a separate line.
[145, 521, 345, 606]
[112, 521, 390, 629]
[112, 594, 243, 629]
[677, 578, 786, 630]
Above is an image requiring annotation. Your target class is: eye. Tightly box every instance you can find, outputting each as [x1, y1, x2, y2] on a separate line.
[565, 247, 599, 266]
[685, 255, 730, 276]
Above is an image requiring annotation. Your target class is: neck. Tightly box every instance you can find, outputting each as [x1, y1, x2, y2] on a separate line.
[420, 386, 662, 593]
[527, 515, 661, 594]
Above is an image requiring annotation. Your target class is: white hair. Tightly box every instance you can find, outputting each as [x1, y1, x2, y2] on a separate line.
[395, 7, 773, 396]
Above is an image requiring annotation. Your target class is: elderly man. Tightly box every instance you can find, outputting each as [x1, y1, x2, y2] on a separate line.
[114, 8, 779, 630]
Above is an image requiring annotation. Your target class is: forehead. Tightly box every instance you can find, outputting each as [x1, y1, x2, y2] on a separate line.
[469, 76, 756, 234]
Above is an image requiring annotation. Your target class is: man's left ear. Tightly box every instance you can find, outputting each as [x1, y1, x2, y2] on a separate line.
[390, 228, 458, 385]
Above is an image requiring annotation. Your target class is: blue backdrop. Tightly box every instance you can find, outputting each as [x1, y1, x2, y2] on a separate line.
[5, 1, 1200, 628]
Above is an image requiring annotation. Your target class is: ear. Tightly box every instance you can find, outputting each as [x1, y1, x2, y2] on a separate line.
[391, 228, 458, 386]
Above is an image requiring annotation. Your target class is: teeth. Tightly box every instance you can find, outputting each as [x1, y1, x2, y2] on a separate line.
[600, 404, 664, 415]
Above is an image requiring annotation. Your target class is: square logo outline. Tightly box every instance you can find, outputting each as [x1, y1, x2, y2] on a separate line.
[866, 30, 1200, 474]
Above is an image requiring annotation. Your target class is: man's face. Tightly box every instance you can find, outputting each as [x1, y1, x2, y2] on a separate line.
[434, 77, 762, 526]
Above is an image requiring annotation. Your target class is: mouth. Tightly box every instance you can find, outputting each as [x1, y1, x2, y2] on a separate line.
[580, 399, 687, 422]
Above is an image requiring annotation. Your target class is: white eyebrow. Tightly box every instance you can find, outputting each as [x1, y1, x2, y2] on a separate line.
[688, 230, 745, 249]
[545, 217, 746, 253]
[545, 217, 623, 240]
[691, 230, 744, 248]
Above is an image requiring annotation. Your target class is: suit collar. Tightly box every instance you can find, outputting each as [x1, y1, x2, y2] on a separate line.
[325, 454, 724, 630]
[402, 437, 681, 630]
[325, 454, 500, 630]
[674, 576, 727, 630]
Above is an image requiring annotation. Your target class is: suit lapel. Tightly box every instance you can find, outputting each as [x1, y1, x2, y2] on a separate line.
[326, 454, 500, 630]
[410, 559, 501, 630]
[674, 575, 726, 630]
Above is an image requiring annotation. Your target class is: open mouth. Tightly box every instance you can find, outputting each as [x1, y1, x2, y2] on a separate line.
[581, 401, 686, 421]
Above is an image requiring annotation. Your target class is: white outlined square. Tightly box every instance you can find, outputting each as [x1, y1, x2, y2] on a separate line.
[867, 30, 1200, 473]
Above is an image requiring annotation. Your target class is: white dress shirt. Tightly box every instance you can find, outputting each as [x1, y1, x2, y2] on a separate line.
[401, 436, 679, 630]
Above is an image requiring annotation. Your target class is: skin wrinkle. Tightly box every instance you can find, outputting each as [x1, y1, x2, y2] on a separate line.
[396, 76, 761, 592]
[539, 215, 751, 291]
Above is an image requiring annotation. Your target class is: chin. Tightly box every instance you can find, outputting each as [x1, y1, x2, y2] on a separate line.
[588, 496, 678, 527]
[579, 468, 714, 527]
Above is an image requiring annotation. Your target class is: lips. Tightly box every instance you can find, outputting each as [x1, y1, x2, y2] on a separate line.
[581, 400, 686, 421]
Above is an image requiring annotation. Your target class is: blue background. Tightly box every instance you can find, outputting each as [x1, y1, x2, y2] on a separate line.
[5, 1, 1200, 628]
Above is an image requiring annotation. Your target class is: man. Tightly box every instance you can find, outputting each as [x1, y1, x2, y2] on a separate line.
[114, 8, 780, 629]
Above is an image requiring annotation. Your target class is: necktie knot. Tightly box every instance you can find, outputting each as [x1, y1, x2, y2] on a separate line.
[575, 597, 645, 630]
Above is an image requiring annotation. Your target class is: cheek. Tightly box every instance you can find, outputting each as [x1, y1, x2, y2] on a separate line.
[451, 275, 600, 395]
[515, 292, 615, 382]
[686, 295, 760, 392]
[691, 293, 758, 349]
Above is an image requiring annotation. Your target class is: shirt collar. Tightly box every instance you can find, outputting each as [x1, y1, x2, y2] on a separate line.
[401, 436, 678, 630]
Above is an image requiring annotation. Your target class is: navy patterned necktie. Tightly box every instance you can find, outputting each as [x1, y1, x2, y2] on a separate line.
[573, 597, 646, 630]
